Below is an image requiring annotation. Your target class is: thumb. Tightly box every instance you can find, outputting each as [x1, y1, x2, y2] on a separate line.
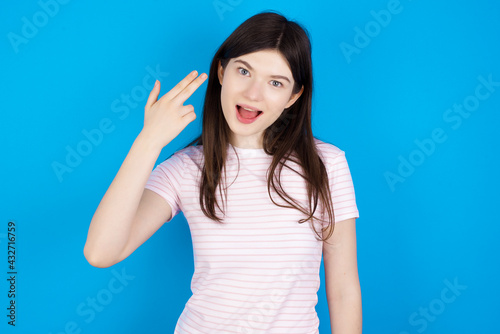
[145, 80, 160, 111]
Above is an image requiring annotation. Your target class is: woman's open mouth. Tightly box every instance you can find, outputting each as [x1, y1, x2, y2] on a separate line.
[235, 105, 263, 124]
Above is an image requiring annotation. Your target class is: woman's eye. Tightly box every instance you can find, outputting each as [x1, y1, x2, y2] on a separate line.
[237, 68, 282, 87]
[271, 80, 282, 87]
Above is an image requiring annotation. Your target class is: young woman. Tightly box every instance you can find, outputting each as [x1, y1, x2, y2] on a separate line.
[84, 11, 361, 334]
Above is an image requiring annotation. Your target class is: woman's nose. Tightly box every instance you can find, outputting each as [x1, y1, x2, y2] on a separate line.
[243, 79, 264, 101]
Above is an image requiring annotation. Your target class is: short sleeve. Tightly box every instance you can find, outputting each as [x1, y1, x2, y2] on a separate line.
[329, 151, 360, 223]
[144, 152, 184, 223]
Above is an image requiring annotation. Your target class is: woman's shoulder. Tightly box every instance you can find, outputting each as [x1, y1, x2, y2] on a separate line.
[174, 144, 203, 157]
[163, 144, 204, 168]
[312, 137, 352, 175]
[313, 137, 345, 158]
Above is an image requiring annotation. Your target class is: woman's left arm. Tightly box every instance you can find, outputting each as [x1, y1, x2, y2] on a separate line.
[322, 217, 362, 334]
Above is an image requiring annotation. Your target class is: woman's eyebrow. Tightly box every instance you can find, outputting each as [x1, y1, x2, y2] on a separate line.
[234, 59, 291, 83]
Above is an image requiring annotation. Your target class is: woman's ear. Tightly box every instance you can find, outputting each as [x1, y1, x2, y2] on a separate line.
[217, 60, 224, 85]
[285, 85, 304, 109]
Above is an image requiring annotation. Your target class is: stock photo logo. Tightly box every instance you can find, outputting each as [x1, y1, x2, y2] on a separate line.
[213, 0, 243, 21]
[385, 73, 499, 192]
[400, 277, 467, 334]
[51, 65, 169, 183]
[7, 0, 73, 54]
[48, 268, 135, 334]
[339, 0, 415, 64]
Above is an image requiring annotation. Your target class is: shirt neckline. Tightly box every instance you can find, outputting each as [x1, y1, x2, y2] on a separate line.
[228, 143, 270, 157]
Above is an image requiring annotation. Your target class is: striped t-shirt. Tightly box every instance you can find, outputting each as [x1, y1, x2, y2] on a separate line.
[145, 137, 359, 334]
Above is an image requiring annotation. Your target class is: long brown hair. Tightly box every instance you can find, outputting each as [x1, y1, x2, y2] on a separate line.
[180, 11, 336, 242]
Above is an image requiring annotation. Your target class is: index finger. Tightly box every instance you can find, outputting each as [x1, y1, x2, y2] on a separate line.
[162, 70, 200, 101]
[173, 72, 208, 104]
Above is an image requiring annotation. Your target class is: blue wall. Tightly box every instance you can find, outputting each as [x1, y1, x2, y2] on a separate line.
[2, 0, 499, 333]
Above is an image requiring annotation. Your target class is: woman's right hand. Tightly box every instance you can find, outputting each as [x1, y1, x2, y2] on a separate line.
[140, 70, 208, 150]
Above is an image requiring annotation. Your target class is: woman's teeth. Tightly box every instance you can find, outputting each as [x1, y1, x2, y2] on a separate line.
[237, 105, 262, 119]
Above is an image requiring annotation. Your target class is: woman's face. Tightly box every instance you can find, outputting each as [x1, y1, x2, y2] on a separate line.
[217, 49, 304, 149]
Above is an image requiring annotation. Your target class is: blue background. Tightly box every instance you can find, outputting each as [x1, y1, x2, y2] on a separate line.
[1, 0, 499, 333]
